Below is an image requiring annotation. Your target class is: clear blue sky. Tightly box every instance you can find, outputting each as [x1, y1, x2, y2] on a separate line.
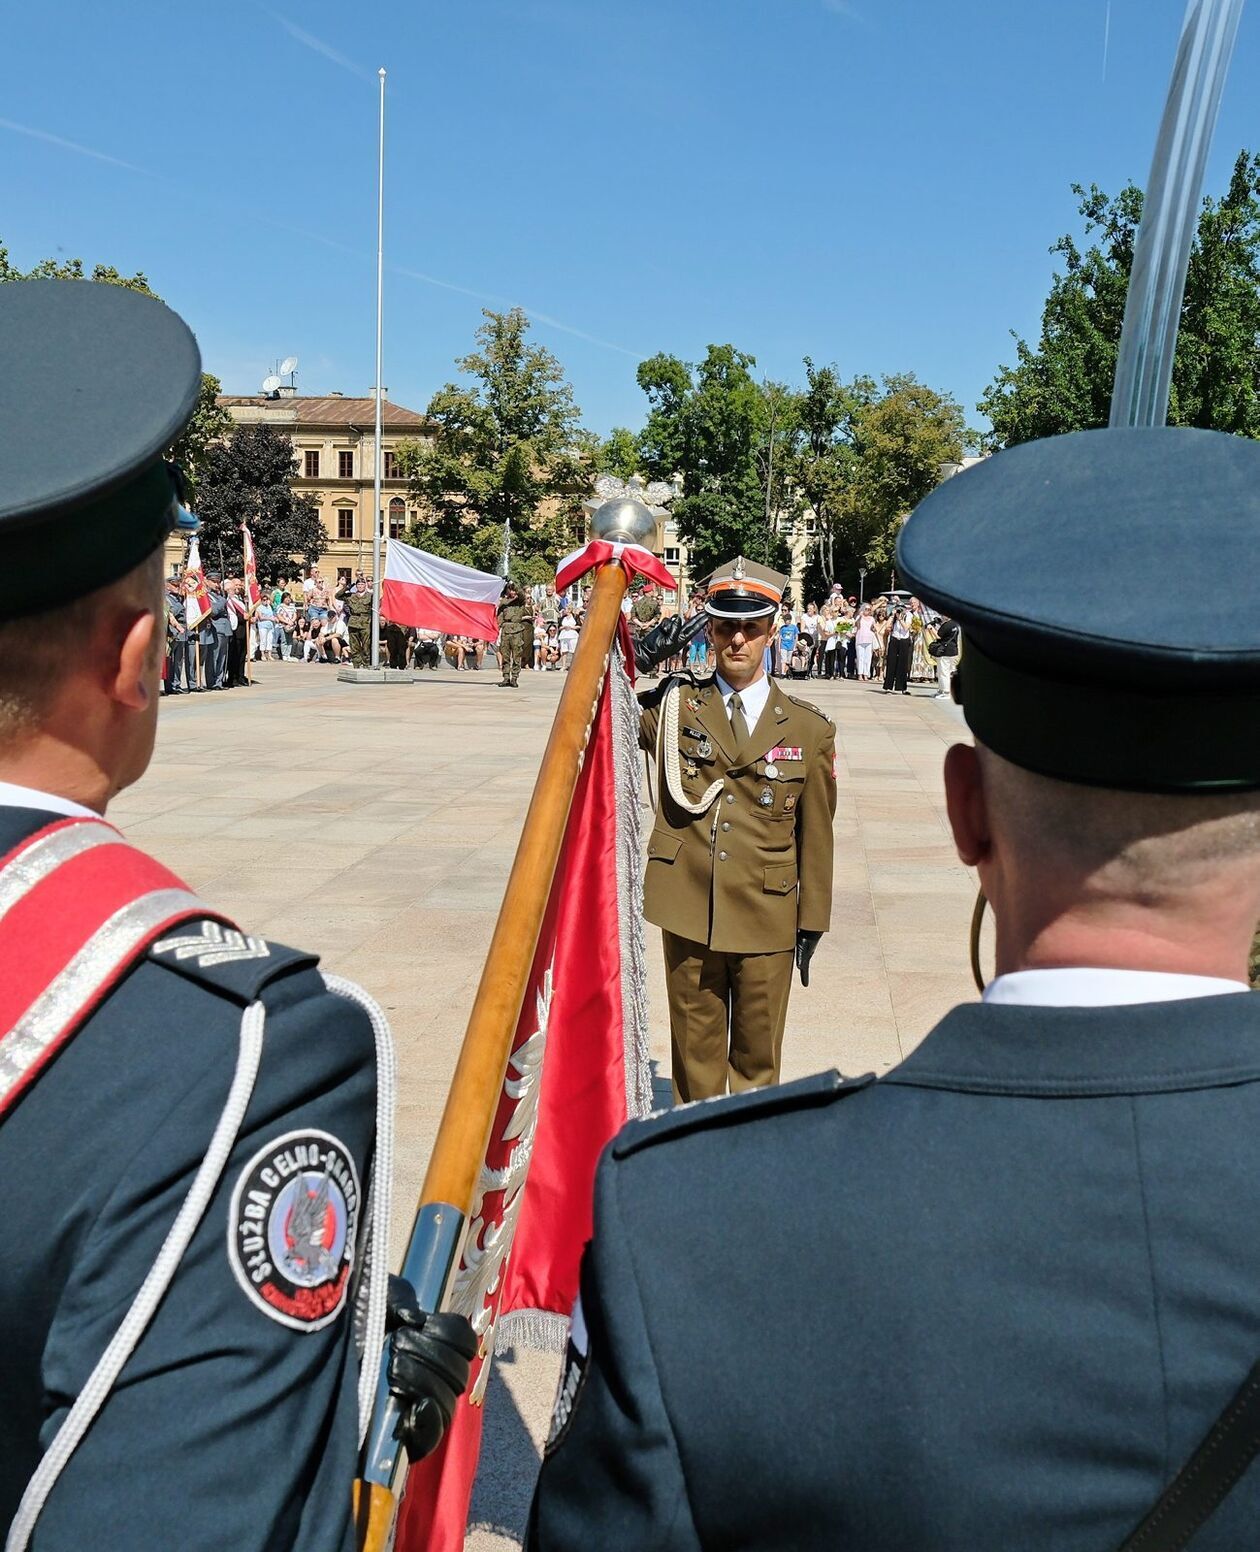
[4, 1, 1259, 437]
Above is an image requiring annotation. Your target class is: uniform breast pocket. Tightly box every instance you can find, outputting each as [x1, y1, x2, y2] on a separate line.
[647, 830, 683, 863]
[771, 776, 804, 818]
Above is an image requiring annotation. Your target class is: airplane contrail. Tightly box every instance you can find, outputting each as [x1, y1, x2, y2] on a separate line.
[0, 117, 152, 175]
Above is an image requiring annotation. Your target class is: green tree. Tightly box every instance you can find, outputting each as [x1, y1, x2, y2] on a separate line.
[0, 241, 231, 487]
[635, 345, 792, 583]
[0, 241, 156, 294]
[397, 308, 592, 586]
[790, 370, 968, 596]
[192, 423, 325, 580]
[170, 373, 234, 499]
[596, 426, 642, 478]
[980, 152, 1260, 445]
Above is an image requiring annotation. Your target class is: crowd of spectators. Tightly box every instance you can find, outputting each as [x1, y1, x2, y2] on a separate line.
[642, 582, 958, 700]
[162, 564, 956, 701]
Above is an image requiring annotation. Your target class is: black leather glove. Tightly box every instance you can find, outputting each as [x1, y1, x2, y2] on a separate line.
[386, 1274, 478, 1463]
[795, 930, 823, 987]
[633, 611, 706, 674]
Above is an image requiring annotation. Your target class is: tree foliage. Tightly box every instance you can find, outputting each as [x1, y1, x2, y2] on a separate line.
[0, 241, 156, 294]
[980, 152, 1260, 445]
[596, 426, 641, 478]
[192, 423, 326, 581]
[790, 370, 969, 595]
[635, 345, 793, 583]
[397, 308, 592, 586]
[170, 373, 234, 499]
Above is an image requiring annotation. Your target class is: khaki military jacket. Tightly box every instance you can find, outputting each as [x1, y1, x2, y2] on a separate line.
[497, 598, 530, 637]
[639, 674, 836, 954]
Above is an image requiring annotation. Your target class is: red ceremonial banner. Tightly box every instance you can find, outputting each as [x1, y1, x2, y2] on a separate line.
[242, 526, 262, 609]
[394, 624, 650, 1552]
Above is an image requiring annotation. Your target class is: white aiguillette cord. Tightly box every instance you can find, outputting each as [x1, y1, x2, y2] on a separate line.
[7, 1002, 267, 1552]
[656, 681, 725, 817]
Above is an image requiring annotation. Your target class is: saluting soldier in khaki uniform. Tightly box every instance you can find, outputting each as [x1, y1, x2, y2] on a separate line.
[636, 556, 836, 1101]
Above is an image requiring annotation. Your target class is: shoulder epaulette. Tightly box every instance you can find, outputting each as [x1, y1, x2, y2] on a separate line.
[147, 920, 318, 1006]
[782, 690, 834, 726]
[637, 669, 699, 711]
[611, 1069, 874, 1160]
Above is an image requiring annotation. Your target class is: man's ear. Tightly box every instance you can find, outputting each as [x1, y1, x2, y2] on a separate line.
[109, 608, 159, 712]
[943, 742, 991, 867]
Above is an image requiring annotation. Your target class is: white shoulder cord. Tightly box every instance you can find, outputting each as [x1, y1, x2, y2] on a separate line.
[321, 973, 396, 1446]
[6, 1001, 266, 1552]
[656, 681, 725, 817]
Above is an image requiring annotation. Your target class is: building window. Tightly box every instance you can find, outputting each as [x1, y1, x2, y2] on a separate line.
[338, 450, 354, 478]
[304, 449, 320, 478]
[388, 497, 405, 539]
[337, 510, 354, 540]
[664, 547, 681, 567]
[337, 567, 352, 587]
[383, 450, 398, 479]
[409, 509, 419, 524]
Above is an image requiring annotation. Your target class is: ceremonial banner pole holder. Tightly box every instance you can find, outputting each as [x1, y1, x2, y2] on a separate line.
[353, 497, 656, 1552]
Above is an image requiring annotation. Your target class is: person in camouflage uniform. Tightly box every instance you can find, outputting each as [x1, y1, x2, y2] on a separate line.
[496, 580, 529, 687]
[345, 580, 373, 667]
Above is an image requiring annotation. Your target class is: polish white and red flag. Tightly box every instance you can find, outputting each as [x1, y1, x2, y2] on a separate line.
[183, 536, 211, 629]
[381, 540, 503, 640]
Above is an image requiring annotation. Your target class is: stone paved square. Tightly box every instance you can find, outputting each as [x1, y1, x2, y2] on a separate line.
[113, 664, 981, 1547]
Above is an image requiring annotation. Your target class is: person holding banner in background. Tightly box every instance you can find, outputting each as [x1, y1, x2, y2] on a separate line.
[0, 280, 471, 1552]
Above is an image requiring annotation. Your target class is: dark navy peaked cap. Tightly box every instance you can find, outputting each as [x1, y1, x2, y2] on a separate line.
[897, 427, 1260, 792]
[0, 280, 201, 618]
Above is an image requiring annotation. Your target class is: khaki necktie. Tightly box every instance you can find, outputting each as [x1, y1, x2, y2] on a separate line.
[728, 690, 749, 748]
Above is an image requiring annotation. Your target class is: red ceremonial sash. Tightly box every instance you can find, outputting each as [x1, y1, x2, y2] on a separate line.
[0, 817, 226, 1122]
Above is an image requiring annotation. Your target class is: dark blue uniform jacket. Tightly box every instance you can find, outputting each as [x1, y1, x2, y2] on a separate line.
[0, 807, 377, 1551]
[530, 992, 1260, 1550]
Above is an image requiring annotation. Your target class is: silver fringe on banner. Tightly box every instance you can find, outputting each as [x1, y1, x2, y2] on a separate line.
[494, 645, 652, 1356]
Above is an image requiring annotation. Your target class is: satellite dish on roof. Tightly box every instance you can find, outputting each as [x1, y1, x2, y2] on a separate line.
[279, 356, 298, 377]
[262, 374, 282, 395]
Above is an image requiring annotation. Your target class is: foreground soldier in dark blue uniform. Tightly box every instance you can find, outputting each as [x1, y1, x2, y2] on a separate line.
[0, 280, 473, 1551]
[528, 427, 1260, 1550]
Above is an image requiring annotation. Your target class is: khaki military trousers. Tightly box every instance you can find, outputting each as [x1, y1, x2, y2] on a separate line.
[500, 631, 525, 684]
[662, 930, 795, 1104]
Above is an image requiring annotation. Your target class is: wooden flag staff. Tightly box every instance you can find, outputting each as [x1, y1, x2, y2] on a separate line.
[353, 496, 658, 1551]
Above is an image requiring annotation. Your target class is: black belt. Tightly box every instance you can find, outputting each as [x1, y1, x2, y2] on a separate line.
[1117, 1361, 1260, 1550]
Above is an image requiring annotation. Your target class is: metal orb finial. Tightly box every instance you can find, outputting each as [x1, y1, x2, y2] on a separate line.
[589, 495, 656, 546]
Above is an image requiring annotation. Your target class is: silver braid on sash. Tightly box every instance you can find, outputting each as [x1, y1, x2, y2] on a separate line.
[657, 681, 724, 817]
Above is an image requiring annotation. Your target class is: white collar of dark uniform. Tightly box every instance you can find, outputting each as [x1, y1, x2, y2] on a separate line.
[983, 967, 1248, 1006]
[0, 780, 100, 820]
[713, 673, 771, 726]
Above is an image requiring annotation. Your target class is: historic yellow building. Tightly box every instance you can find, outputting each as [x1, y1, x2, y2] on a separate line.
[213, 389, 433, 583]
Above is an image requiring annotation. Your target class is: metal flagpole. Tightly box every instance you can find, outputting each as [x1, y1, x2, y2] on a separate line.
[370, 66, 387, 669]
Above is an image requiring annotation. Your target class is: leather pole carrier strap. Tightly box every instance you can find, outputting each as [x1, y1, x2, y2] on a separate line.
[1118, 1361, 1260, 1551]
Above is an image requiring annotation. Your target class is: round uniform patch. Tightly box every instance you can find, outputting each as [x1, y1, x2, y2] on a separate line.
[228, 1128, 361, 1331]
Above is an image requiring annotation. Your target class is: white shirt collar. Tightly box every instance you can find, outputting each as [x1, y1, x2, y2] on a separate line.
[0, 779, 101, 821]
[983, 967, 1248, 1007]
[714, 672, 771, 727]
